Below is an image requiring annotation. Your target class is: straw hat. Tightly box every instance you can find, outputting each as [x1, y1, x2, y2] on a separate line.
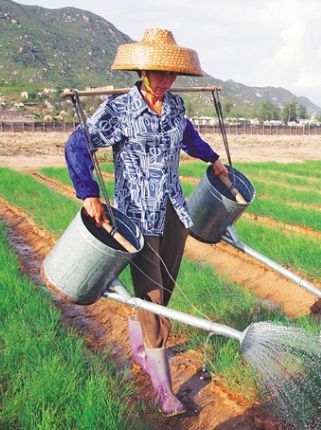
[111, 28, 203, 76]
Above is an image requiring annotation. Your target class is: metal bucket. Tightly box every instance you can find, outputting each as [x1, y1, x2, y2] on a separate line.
[188, 165, 255, 243]
[42, 206, 144, 304]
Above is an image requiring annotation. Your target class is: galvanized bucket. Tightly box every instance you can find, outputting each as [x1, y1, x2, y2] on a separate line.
[42, 206, 144, 304]
[188, 165, 255, 243]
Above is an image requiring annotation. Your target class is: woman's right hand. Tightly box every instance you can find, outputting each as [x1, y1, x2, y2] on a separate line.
[83, 197, 106, 227]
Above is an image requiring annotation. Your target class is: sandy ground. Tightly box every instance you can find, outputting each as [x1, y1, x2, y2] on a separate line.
[0, 132, 320, 171]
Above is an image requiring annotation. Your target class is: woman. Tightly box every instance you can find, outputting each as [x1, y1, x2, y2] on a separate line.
[65, 28, 228, 417]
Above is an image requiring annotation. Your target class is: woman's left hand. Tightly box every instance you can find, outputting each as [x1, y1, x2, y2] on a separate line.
[212, 159, 229, 176]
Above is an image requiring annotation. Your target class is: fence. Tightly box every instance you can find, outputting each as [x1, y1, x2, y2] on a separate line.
[0, 122, 78, 133]
[1, 121, 321, 135]
[192, 123, 321, 135]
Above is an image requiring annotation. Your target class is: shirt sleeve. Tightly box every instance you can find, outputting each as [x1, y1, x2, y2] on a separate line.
[181, 118, 220, 163]
[65, 127, 100, 200]
[86, 96, 124, 148]
[65, 96, 122, 200]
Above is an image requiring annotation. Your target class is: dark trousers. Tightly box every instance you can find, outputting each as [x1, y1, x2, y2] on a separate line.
[130, 201, 188, 348]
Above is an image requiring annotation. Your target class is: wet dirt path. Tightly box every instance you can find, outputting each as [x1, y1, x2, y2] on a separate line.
[0, 195, 261, 430]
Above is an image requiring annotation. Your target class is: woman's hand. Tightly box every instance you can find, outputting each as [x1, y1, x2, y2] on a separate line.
[83, 197, 106, 227]
[212, 159, 229, 177]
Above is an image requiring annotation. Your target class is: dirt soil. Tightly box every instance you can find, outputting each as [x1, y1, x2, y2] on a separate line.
[1, 131, 321, 429]
[1, 132, 321, 170]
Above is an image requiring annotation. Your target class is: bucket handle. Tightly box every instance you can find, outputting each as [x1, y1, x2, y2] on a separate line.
[218, 174, 247, 204]
[101, 220, 137, 253]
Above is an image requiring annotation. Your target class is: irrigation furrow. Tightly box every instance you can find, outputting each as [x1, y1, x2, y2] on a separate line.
[286, 199, 321, 212]
[31, 172, 320, 319]
[0, 195, 258, 430]
[242, 212, 321, 240]
[247, 169, 321, 183]
[185, 236, 317, 318]
[32, 172, 77, 200]
[178, 173, 321, 241]
[180, 175, 200, 184]
[245, 174, 321, 195]
[102, 171, 114, 180]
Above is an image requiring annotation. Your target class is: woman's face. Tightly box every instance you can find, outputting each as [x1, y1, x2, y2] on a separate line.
[144, 71, 177, 97]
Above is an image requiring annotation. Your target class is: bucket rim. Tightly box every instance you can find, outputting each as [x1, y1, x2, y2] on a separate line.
[79, 206, 144, 255]
[205, 164, 256, 205]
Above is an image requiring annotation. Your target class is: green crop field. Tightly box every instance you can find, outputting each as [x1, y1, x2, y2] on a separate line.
[0, 220, 144, 430]
[40, 162, 321, 280]
[1, 160, 321, 428]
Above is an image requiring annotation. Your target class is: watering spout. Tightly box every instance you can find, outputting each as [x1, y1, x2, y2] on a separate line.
[107, 279, 243, 342]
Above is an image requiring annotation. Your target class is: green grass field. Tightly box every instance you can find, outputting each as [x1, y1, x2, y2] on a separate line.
[0, 221, 145, 430]
[1, 165, 320, 403]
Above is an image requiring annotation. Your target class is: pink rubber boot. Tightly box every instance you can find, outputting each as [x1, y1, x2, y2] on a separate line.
[128, 316, 148, 373]
[145, 347, 186, 417]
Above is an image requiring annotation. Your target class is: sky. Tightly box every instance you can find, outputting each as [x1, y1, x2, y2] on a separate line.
[18, 0, 321, 107]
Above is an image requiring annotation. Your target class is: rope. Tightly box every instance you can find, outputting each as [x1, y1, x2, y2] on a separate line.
[211, 88, 236, 184]
[70, 90, 117, 231]
[125, 243, 212, 323]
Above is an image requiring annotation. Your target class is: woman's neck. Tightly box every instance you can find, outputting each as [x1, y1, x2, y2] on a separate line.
[141, 83, 163, 115]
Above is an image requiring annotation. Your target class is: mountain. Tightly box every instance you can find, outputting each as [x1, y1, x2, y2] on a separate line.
[0, 0, 134, 92]
[215, 79, 321, 115]
[1, 0, 320, 116]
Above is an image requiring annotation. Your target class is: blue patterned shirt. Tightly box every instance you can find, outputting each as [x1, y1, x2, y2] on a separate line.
[65, 82, 219, 236]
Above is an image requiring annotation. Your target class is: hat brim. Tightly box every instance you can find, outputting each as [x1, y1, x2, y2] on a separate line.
[111, 43, 204, 77]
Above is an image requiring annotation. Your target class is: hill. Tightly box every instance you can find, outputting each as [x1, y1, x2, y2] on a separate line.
[0, 0, 133, 91]
[1, 0, 320, 117]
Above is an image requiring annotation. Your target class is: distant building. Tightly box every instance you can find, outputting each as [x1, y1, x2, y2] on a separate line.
[43, 114, 53, 122]
[298, 119, 321, 126]
[14, 102, 25, 109]
[263, 120, 283, 126]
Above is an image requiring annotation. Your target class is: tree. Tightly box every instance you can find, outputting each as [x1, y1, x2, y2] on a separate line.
[184, 97, 197, 117]
[257, 101, 280, 122]
[297, 104, 308, 119]
[222, 100, 233, 117]
[282, 101, 298, 123]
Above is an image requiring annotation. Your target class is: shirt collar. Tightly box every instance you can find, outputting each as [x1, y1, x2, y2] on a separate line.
[129, 81, 175, 119]
[128, 82, 151, 119]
